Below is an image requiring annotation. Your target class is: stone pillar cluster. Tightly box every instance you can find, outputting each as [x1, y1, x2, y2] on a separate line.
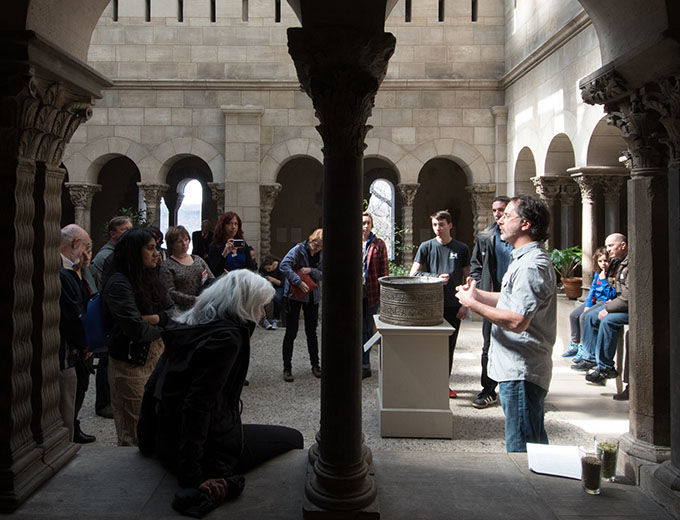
[288, 24, 395, 517]
[137, 182, 169, 228]
[65, 182, 102, 233]
[0, 32, 111, 510]
[465, 183, 496, 241]
[397, 183, 419, 268]
[581, 71, 680, 492]
[208, 182, 225, 215]
[259, 183, 282, 258]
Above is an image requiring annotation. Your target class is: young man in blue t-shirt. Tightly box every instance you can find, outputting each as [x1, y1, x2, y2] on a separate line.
[410, 209, 470, 399]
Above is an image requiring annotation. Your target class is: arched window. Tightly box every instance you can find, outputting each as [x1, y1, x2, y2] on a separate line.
[159, 179, 203, 253]
[366, 179, 395, 259]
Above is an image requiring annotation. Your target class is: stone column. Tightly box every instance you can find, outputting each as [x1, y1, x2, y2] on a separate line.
[137, 183, 169, 228]
[288, 26, 395, 517]
[259, 183, 282, 258]
[491, 106, 508, 192]
[208, 182, 225, 215]
[64, 182, 101, 233]
[559, 181, 580, 248]
[0, 36, 109, 510]
[397, 183, 419, 267]
[601, 174, 628, 235]
[640, 76, 680, 496]
[582, 71, 672, 483]
[570, 170, 602, 288]
[531, 175, 561, 250]
[221, 105, 264, 248]
[465, 183, 496, 241]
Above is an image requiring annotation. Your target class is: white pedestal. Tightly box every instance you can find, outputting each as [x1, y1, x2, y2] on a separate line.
[375, 316, 454, 439]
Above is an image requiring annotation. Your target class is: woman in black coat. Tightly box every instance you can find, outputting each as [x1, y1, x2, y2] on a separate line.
[137, 270, 303, 517]
[103, 227, 174, 446]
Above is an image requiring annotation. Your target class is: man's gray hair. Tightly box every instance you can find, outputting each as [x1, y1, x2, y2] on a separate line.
[60, 224, 85, 248]
[175, 269, 275, 325]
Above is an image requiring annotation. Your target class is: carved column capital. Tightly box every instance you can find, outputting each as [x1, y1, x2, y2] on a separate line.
[601, 175, 628, 204]
[259, 183, 282, 212]
[571, 172, 603, 203]
[531, 176, 562, 203]
[465, 183, 496, 236]
[397, 183, 420, 206]
[207, 182, 225, 215]
[137, 183, 169, 206]
[64, 182, 102, 209]
[288, 28, 396, 158]
[580, 69, 629, 106]
[642, 75, 680, 169]
[559, 182, 581, 206]
[606, 93, 667, 172]
[0, 75, 93, 165]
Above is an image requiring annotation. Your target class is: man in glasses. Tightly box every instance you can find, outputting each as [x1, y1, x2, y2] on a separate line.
[456, 195, 556, 452]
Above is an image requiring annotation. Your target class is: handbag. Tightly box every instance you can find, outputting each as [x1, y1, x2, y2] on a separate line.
[82, 292, 110, 353]
[291, 269, 317, 300]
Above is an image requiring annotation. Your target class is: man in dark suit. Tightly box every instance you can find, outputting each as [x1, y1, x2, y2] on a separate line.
[192, 219, 213, 260]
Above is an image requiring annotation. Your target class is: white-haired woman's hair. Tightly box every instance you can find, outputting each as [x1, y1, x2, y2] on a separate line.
[174, 269, 274, 325]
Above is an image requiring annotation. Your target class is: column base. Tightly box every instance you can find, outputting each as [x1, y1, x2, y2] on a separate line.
[620, 432, 671, 483]
[303, 445, 379, 519]
[640, 461, 680, 518]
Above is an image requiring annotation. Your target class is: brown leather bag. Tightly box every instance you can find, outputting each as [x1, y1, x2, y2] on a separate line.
[290, 269, 317, 300]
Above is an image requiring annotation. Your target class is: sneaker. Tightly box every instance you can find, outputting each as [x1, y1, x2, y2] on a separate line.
[562, 342, 579, 357]
[311, 366, 322, 378]
[571, 359, 596, 371]
[585, 367, 617, 385]
[283, 370, 294, 382]
[262, 318, 273, 330]
[271, 320, 278, 330]
[613, 385, 629, 401]
[472, 392, 498, 409]
[449, 388, 457, 399]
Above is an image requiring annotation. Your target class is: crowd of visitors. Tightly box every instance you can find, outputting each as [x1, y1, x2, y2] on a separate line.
[57, 196, 631, 514]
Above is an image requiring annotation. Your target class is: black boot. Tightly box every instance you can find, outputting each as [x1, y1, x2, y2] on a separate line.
[73, 420, 96, 444]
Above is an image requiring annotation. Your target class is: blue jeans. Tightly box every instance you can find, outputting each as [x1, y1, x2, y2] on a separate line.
[582, 310, 629, 371]
[498, 380, 548, 453]
[569, 301, 605, 344]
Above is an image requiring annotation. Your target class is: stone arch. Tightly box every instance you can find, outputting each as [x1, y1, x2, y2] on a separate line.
[260, 138, 324, 184]
[63, 137, 149, 184]
[152, 137, 224, 184]
[164, 156, 218, 229]
[544, 133, 575, 176]
[586, 117, 628, 166]
[411, 138, 492, 185]
[513, 146, 537, 195]
[364, 138, 407, 182]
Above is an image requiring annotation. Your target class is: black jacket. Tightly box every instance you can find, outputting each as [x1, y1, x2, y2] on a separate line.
[207, 241, 257, 277]
[137, 315, 254, 491]
[103, 272, 173, 366]
[470, 223, 504, 292]
[59, 268, 89, 370]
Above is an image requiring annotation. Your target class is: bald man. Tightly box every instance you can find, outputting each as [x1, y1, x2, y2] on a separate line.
[59, 224, 96, 443]
[577, 233, 629, 386]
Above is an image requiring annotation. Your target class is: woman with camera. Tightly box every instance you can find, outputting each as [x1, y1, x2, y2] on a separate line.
[207, 211, 257, 277]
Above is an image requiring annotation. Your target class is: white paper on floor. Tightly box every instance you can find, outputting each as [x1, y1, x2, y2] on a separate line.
[526, 443, 581, 479]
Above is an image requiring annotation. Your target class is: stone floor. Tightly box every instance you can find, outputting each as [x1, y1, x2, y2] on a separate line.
[13, 297, 672, 519]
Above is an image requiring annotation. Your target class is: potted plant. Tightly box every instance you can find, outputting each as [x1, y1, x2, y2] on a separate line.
[549, 246, 583, 299]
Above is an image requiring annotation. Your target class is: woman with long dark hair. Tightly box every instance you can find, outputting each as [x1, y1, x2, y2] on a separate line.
[138, 270, 303, 516]
[207, 211, 256, 277]
[103, 228, 174, 446]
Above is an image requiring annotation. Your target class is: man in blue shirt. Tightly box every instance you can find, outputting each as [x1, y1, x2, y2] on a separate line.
[469, 196, 513, 409]
[456, 195, 556, 452]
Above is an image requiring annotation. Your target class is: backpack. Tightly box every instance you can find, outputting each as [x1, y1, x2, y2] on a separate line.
[82, 292, 110, 353]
